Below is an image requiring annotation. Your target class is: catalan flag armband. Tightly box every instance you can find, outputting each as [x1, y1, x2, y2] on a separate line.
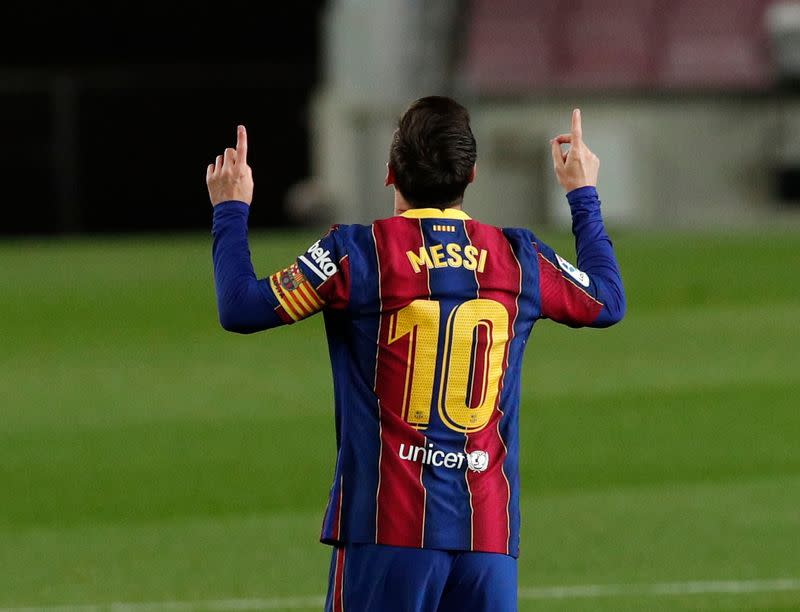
[269, 263, 325, 323]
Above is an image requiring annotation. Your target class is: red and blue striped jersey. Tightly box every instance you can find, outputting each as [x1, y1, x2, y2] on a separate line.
[211, 186, 625, 558]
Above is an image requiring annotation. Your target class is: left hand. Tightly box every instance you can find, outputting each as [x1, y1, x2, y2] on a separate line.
[206, 125, 254, 206]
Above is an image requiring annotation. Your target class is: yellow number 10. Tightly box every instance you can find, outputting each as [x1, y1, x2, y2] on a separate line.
[387, 298, 509, 433]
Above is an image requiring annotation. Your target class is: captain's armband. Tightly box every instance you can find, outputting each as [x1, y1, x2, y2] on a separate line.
[269, 263, 325, 322]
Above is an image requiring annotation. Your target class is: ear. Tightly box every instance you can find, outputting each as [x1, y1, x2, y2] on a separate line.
[385, 163, 396, 187]
[468, 163, 477, 184]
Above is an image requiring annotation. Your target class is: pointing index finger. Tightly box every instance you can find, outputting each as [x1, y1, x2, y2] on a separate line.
[236, 125, 247, 166]
[571, 108, 582, 144]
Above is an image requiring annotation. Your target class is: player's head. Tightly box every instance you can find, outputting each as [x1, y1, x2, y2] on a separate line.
[386, 96, 477, 209]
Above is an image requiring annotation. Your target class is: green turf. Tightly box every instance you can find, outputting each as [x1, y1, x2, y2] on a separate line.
[1, 225, 799, 610]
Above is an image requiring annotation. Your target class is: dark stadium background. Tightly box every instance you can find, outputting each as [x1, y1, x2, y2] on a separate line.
[0, 1, 328, 235]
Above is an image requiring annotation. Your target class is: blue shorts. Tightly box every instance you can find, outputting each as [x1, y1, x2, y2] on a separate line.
[324, 542, 518, 612]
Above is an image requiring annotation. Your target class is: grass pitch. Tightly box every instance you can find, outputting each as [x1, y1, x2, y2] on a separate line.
[1, 225, 799, 611]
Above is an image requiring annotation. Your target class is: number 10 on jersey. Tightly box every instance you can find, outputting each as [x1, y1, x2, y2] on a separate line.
[385, 298, 509, 433]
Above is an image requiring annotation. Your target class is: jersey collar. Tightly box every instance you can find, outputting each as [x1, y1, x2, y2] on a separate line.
[400, 208, 471, 220]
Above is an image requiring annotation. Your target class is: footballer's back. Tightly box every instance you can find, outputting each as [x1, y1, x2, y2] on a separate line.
[311, 207, 541, 556]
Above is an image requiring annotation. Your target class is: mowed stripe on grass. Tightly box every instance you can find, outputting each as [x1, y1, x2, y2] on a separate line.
[3, 578, 800, 611]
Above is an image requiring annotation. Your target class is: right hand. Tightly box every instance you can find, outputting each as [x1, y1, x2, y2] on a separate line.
[550, 109, 599, 192]
[206, 125, 254, 206]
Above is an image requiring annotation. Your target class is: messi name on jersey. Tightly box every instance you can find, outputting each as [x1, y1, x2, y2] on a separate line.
[406, 242, 488, 274]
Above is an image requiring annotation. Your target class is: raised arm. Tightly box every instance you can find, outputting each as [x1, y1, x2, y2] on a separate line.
[535, 109, 625, 328]
[206, 125, 283, 333]
[206, 126, 349, 334]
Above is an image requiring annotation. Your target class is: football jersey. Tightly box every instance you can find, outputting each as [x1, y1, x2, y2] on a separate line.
[211, 186, 625, 558]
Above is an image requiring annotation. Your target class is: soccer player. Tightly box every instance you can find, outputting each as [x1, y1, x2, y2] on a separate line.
[206, 97, 625, 612]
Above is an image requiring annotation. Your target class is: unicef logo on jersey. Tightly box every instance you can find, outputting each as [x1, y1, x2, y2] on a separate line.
[398, 443, 490, 473]
[466, 450, 489, 473]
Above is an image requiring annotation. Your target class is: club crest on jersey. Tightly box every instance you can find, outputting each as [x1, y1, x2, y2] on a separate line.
[300, 240, 337, 282]
[555, 253, 590, 287]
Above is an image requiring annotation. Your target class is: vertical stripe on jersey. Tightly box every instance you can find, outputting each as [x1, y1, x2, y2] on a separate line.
[419, 219, 476, 551]
[335, 475, 343, 540]
[501, 229, 541, 557]
[373, 219, 429, 548]
[464, 221, 518, 554]
[320, 226, 383, 547]
[371, 225, 384, 544]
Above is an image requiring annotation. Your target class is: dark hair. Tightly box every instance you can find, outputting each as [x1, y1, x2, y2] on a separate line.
[388, 96, 477, 208]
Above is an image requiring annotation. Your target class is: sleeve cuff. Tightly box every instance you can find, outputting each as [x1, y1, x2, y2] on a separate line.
[212, 200, 251, 216]
[566, 185, 598, 203]
[566, 186, 600, 213]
